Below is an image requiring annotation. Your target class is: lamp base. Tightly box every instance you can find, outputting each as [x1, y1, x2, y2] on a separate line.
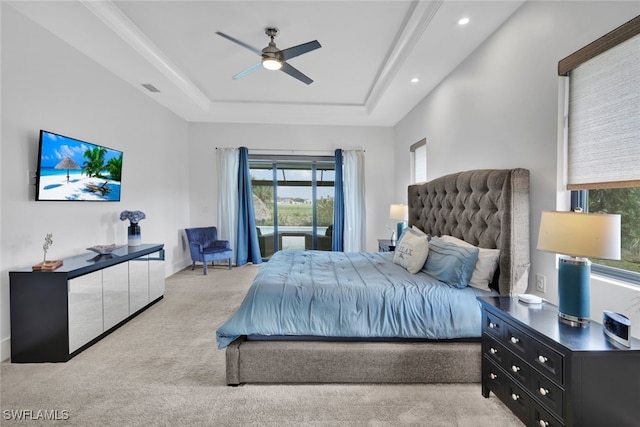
[557, 257, 590, 327]
[396, 222, 406, 242]
[558, 312, 590, 327]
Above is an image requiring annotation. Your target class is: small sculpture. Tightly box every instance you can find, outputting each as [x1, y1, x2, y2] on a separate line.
[42, 233, 53, 264]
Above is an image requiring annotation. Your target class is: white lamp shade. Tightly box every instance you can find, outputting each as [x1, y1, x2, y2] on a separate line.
[389, 204, 408, 221]
[537, 211, 621, 259]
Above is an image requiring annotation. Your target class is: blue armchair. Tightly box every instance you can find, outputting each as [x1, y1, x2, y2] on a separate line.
[185, 227, 233, 274]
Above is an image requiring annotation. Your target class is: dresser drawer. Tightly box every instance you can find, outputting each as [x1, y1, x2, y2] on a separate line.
[484, 311, 504, 340]
[504, 378, 531, 422]
[531, 374, 564, 420]
[530, 340, 564, 386]
[533, 400, 564, 427]
[504, 350, 532, 388]
[482, 356, 506, 399]
[504, 323, 527, 357]
[483, 334, 508, 368]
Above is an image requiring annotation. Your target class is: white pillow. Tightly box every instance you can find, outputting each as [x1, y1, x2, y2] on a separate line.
[439, 235, 500, 291]
[411, 225, 427, 236]
[393, 229, 430, 274]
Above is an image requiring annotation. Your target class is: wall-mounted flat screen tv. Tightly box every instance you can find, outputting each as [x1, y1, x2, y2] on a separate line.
[35, 130, 123, 201]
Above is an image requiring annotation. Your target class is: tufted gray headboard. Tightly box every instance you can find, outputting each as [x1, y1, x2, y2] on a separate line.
[407, 169, 530, 296]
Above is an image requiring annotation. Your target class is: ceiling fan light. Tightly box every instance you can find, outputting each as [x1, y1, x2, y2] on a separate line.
[262, 58, 282, 70]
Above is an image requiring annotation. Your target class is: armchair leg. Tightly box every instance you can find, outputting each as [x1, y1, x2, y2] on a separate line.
[191, 261, 196, 271]
[228, 258, 232, 270]
[203, 262, 208, 275]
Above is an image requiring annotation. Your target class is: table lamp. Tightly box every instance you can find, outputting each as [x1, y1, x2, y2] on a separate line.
[390, 204, 408, 243]
[537, 210, 620, 326]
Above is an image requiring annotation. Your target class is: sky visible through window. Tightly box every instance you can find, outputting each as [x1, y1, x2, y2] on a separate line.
[251, 168, 334, 200]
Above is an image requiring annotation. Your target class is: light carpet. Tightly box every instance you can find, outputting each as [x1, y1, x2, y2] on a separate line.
[1, 263, 523, 426]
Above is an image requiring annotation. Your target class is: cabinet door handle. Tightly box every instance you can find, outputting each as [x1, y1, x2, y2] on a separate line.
[538, 420, 549, 427]
[511, 365, 520, 373]
[539, 387, 549, 396]
[538, 355, 548, 364]
[510, 336, 520, 344]
[489, 373, 498, 380]
[511, 393, 520, 401]
[490, 347, 498, 355]
[489, 322, 497, 329]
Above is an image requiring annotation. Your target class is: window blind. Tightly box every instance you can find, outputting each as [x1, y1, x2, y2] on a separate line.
[410, 138, 427, 183]
[565, 26, 640, 190]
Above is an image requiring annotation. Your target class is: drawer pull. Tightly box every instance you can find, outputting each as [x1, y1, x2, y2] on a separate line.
[511, 365, 520, 373]
[489, 322, 497, 329]
[539, 387, 549, 396]
[538, 355, 548, 364]
[511, 393, 520, 401]
[539, 420, 549, 427]
[510, 336, 520, 344]
[490, 347, 498, 355]
[489, 373, 498, 380]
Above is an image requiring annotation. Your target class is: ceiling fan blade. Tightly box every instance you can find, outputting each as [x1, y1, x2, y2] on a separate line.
[232, 63, 263, 80]
[280, 40, 321, 61]
[280, 62, 313, 85]
[216, 31, 262, 56]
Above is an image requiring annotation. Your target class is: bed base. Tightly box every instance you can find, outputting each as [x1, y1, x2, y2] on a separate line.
[226, 336, 481, 385]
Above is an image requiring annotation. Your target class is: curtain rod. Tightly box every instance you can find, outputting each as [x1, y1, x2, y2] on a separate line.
[215, 148, 365, 153]
[216, 148, 336, 156]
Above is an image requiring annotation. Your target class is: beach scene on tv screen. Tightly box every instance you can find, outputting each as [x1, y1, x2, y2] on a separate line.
[37, 132, 122, 201]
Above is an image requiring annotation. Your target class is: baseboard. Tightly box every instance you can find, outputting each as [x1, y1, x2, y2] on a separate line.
[1, 336, 11, 362]
[170, 259, 192, 275]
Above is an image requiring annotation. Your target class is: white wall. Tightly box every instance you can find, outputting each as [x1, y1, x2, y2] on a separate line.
[1, 5, 193, 360]
[188, 122, 395, 252]
[393, 1, 640, 336]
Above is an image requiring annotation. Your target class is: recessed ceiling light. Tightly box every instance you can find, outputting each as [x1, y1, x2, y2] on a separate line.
[411, 77, 420, 83]
[458, 17, 470, 26]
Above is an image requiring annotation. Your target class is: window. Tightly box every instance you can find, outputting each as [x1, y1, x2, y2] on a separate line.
[249, 155, 335, 259]
[410, 138, 427, 183]
[573, 189, 640, 283]
[562, 16, 640, 284]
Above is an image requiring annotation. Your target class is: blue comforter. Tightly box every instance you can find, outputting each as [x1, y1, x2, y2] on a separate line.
[216, 250, 496, 349]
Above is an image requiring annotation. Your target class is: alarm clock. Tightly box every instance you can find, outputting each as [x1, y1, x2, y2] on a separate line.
[603, 310, 631, 348]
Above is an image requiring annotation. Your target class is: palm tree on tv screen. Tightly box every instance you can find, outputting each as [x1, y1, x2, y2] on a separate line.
[107, 155, 123, 182]
[82, 146, 107, 178]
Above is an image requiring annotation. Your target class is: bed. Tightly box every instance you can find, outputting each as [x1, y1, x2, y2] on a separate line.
[219, 168, 530, 385]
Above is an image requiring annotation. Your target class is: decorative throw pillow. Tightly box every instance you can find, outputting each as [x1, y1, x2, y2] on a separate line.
[411, 225, 427, 235]
[440, 235, 500, 292]
[393, 229, 430, 274]
[410, 225, 433, 241]
[421, 237, 479, 288]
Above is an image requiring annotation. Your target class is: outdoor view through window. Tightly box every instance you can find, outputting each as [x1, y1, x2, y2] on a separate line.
[588, 187, 640, 278]
[250, 156, 335, 259]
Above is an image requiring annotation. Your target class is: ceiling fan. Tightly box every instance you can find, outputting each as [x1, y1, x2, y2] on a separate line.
[216, 27, 321, 85]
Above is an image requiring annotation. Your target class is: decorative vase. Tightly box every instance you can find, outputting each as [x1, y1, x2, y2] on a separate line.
[128, 224, 141, 246]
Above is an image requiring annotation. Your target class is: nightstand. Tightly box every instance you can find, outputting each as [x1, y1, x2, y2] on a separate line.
[478, 296, 640, 426]
[377, 239, 395, 252]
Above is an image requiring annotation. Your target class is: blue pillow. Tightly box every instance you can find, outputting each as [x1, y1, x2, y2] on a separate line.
[421, 237, 479, 288]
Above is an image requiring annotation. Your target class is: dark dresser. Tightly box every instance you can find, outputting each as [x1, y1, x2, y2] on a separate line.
[478, 296, 640, 426]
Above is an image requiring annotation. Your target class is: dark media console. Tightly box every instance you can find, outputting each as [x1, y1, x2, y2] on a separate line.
[9, 244, 164, 363]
